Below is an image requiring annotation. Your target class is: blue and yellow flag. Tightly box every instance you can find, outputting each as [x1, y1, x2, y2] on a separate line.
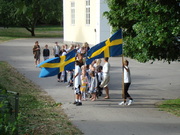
[86, 29, 123, 64]
[38, 49, 76, 78]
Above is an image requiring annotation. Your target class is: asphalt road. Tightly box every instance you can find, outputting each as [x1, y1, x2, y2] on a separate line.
[0, 38, 180, 135]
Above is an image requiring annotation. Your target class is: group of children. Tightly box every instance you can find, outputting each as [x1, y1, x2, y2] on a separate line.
[33, 41, 133, 106]
[73, 59, 104, 106]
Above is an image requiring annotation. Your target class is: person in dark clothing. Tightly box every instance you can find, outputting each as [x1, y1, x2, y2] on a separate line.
[43, 44, 50, 60]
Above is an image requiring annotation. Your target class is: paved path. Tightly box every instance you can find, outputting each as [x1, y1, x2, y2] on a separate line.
[0, 38, 180, 135]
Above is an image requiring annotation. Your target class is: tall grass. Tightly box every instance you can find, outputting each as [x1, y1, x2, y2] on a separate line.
[0, 61, 82, 135]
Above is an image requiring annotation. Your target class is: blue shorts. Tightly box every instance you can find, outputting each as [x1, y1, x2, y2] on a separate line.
[89, 89, 97, 94]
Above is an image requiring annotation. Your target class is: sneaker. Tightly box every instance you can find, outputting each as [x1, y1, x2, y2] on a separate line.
[118, 101, 126, 106]
[76, 102, 82, 106]
[66, 85, 70, 87]
[127, 100, 133, 106]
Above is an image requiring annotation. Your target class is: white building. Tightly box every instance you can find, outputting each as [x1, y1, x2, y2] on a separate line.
[63, 0, 111, 45]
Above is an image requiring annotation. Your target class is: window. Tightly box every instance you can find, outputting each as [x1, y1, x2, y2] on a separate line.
[86, 0, 90, 24]
[71, 2, 75, 25]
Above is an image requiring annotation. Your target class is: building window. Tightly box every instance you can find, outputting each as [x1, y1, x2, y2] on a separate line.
[86, 0, 90, 24]
[71, 1, 75, 25]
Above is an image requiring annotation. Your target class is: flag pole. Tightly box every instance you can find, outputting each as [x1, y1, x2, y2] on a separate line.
[122, 54, 125, 99]
[121, 28, 125, 99]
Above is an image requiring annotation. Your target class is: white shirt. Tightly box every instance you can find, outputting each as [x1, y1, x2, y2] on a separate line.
[97, 72, 103, 82]
[55, 45, 60, 55]
[102, 62, 110, 76]
[62, 52, 67, 56]
[124, 66, 131, 83]
[74, 65, 81, 87]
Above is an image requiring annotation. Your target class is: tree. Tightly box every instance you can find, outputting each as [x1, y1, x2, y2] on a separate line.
[0, 0, 63, 36]
[14, 0, 63, 36]
[0, 0, 15, 28]
[104, 0, 180, 63]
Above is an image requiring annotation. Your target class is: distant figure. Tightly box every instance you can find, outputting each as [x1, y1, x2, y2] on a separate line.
[43, 44, 50, 60]
[52, 42, 61, 56]
[119, 60, 133, 106]
[33, 41, 41, 67]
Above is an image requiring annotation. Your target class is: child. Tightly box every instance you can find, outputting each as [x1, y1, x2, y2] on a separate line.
[43, 44, 50, 60]
[80, 68, 88, 101]
[67, 70, 74, 87]
[118, 60, 133, 106]
[61, 49, 67, 82]
[96, 65, 103, 97]
[73, 61, 82, 106]
[89, 71, 98, 101]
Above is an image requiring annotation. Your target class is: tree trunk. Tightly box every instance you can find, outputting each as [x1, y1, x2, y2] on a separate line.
[31, 29, 35, 36]
[24, 26, 35, 37]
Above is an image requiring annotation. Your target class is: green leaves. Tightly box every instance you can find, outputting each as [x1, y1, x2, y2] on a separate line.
[105, 0, 180, 63]
[0, 0, 63, 36]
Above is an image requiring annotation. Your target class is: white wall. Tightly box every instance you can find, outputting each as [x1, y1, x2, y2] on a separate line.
[63, 0, 111, 46]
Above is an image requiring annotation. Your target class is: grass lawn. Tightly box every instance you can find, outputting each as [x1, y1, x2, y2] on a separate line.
[0, 26, 63, 43]
[157, 99, 180, 117]
[0, 61, 82, 135]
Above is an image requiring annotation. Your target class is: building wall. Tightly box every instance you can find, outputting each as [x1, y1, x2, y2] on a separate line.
[63, 0, 110, 46]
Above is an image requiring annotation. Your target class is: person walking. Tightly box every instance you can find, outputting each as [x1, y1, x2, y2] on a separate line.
[119, 60, 133, 106]
[100, 57, 110, 99]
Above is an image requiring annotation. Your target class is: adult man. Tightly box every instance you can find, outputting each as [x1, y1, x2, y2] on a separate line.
[52, 42, 61, 56]
[100, 57, 110, 99]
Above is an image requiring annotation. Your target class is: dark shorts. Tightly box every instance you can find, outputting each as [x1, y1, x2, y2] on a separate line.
[34, 53, 40, 60]
[74, 85, 81, 95]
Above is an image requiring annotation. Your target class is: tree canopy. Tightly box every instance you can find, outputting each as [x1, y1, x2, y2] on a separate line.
[104, 0, 180, 63]
[0, 0, 63, 36]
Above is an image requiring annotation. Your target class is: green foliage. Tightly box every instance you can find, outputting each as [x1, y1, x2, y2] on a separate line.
[0, 0, 63, 36]
[0, 89, 18, 135]
[0, 0, 15, 27]
[104, 0, 180, 63]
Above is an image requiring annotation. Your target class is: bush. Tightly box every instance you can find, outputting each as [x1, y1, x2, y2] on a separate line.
[0, 89, 18, 135]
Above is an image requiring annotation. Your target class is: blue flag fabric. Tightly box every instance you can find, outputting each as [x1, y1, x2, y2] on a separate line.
[86, 29, 123, 65]
[38, 49, 76, 78]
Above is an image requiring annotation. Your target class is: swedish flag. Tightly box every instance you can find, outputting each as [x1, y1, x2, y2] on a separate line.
[38, 49, 76, 78]
[86, 29, 123, 64]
